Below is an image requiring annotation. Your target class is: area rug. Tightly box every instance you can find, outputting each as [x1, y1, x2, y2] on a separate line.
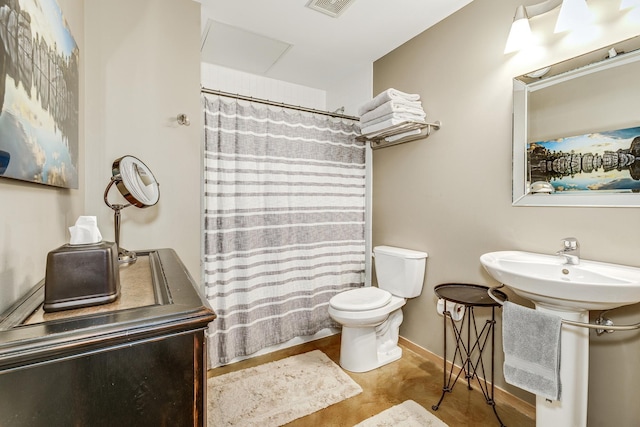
[355, 400, 449, 427]
[207, 350, 362, 426]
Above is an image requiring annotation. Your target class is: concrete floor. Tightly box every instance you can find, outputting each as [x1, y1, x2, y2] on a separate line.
[208, 334, 535, 426]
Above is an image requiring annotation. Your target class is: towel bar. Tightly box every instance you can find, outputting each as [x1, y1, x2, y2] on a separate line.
[356, 120, 442, 149]
[487, 285, 640, 333]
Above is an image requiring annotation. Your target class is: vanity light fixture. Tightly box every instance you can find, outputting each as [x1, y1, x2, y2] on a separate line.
[530, 181, 555, 193]
[504, 5, 533, 54]
[555, 0, 593, 33]
[524, 66, 551, 78]
[505, 0, 594, 54]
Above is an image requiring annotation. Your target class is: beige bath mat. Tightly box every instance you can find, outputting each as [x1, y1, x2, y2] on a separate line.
[355, 400, 449, 427]
[207, 350, 362, 426]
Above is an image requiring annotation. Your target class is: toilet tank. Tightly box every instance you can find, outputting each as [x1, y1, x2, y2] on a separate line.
[373, 246, 428, 298]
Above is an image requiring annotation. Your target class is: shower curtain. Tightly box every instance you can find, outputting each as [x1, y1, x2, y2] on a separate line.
[203, 94, 366, 366]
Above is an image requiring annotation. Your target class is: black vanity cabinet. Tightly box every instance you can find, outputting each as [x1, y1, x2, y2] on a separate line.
[0, 249, 215, 427]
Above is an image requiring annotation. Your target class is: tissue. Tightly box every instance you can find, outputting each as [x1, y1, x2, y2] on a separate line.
[436, 298, 465, 321]
[69, 216, 103, 245]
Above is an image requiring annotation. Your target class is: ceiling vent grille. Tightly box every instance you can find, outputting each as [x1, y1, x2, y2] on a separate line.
[306, 0, 356, 18]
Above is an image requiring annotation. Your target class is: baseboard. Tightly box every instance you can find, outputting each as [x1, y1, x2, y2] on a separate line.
[398, 336, 536, 420]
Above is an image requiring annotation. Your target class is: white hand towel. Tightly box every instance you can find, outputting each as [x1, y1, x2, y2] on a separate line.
[384, 128, 423, 143]
[357, 88, 421, 116]
[360, 100, 425, 124]
[436, 298, 464, 321]
[361, 111, 427, 129]
[502, 301, 562, 401]
[360, 117, 426, 137]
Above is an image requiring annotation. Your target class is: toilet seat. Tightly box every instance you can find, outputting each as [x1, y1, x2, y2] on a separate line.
[330, 287, 392, 311]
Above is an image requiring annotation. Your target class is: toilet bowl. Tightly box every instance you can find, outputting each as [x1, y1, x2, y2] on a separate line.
[329, 245, 428, 373]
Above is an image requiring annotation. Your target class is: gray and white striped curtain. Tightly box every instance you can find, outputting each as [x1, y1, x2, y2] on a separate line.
[203, 94, 366, 366]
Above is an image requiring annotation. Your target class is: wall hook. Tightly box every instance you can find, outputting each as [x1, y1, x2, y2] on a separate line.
[177, 114, 190, 126]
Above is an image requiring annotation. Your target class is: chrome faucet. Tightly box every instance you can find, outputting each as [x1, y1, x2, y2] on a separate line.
[556, 237, 580, 265]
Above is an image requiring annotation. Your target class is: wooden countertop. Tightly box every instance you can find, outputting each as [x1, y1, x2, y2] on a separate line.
[25, 256, 157, 324]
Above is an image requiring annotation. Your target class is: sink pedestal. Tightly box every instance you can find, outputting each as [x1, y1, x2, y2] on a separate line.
[480, 250, 640, 426]
[535, 305, 589, 427]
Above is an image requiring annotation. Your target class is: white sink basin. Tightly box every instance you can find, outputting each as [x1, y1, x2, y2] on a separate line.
[480, 250, 640, 310]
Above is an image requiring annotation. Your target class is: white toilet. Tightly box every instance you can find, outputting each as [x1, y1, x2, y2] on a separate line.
[328, 245, 428, 373]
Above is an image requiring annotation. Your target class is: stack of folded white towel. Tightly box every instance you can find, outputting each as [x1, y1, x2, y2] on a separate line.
[358, 88, 427, 142]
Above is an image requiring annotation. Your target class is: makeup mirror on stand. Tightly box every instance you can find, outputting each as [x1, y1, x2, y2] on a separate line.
[104, 155, 160, 263]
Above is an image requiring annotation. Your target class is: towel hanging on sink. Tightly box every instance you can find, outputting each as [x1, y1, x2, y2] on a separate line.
[502, 301, 563, 401]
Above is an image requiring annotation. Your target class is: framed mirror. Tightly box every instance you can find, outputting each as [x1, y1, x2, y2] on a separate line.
[512, 36, 640, 207]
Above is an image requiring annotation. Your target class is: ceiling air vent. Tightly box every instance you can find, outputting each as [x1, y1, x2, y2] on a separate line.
[306, 0, 356, 18]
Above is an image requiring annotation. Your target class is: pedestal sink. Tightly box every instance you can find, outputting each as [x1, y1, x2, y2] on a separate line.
[480, 251, 640, 427]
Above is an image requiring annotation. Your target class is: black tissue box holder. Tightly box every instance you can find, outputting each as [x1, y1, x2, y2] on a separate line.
[44, 241, 120, 312]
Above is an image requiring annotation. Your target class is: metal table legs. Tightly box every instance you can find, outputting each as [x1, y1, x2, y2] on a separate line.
[432, 306, 506, 427]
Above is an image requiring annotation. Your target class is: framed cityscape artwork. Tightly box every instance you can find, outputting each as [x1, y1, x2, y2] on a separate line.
[0, 0, 79, 188]
[528, 126, 640, 194]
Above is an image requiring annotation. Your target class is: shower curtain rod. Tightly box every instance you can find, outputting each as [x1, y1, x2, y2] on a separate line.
[201, 87, 359, 121]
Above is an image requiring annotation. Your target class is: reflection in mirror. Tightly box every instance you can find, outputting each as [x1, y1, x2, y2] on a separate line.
[115, 156, 160, 207]
[104, 156, 160, 263]
[512, 36, 640, 206]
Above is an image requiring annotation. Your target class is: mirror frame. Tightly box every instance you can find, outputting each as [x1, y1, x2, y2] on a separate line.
[512, 37, 640, 207]
[112, 155, 160, 208]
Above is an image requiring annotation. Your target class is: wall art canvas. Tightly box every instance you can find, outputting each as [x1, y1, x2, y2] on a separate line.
[528, 126, 640, 193]
[0, 0, 79, 188]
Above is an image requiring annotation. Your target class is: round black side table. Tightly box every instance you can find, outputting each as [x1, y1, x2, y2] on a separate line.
[432, 283, 508, 427]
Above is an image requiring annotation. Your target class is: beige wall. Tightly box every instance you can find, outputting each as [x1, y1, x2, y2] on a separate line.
[84, 0, 202, 280]
[373, 0, 640, 423]
[0, 0, 84, 313]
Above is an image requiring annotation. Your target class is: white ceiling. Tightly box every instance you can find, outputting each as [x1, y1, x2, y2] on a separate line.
[199, 0, 473, 90]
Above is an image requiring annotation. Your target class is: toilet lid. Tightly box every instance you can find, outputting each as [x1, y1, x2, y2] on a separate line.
[330, 287, 392, 311]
